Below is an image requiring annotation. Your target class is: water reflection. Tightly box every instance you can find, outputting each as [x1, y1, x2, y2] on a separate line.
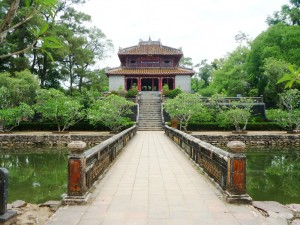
[246, 148, 300, 204]
[0, 148, 68, 204]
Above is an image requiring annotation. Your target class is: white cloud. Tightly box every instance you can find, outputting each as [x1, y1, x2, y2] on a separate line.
[77, 0, 288, 67]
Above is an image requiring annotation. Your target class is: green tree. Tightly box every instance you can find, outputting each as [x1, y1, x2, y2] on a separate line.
[266, 89, 300, 130]
[247, 23, 300, 96]
[216, 98, 254, 132]
[267, 0, 300, 26]
[0, 102, 34, 132]
[34, 88, 85, 131]
[208, 46, 250, 96]
[0, 70, 40, 106]
[0, 0, 60, 60]
[88, 94, 135, 132]
[261, 58, 290, 105]
[164, 93, 210, 131]
[0, 70, 38, 131]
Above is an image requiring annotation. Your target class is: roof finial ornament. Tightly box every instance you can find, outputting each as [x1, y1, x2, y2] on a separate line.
[138, 38, 143, 46]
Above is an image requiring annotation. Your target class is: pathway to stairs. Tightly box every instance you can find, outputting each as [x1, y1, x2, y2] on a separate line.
[45, 131, 280, 225]
[138, 92, 163, 131]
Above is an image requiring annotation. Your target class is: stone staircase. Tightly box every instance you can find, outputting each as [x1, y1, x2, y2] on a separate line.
[138, 92, 163, 131]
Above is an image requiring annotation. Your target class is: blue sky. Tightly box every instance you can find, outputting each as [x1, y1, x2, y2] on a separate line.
[78, 0, 289, 68]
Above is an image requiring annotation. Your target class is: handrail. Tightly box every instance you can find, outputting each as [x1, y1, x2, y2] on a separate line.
[164, 125, 252, 203]
[64, 125, 137, 204]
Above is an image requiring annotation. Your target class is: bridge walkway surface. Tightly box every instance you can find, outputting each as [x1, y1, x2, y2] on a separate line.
[46, 131, 274, 225]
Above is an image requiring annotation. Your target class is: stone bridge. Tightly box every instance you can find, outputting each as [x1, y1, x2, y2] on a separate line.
[42, 127, 295, 225]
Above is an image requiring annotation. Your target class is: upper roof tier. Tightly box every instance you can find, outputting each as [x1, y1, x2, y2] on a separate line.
[118, 39, 183, 56]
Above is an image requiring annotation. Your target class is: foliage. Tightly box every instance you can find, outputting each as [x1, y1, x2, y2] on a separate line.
[0, 102, 34, 132]
[208, 46, 250, 97]
[0, 0, 61, 60]
[279, 88, 300, 110]
[266, 89, 300, 130]
[125, 85, 138, 98]
[216, 98, 254, 131]
[164, 93, 210, 131]
[34, 88, 85, 131]
[267, 109, 300, 131]
[247, 23, 300, 96]
[267, 0, 300, 26]
[88, 94, 135, 132]
[0, 0, 113, 92]
[0, 70, 40, 106]
[261, 58, 289, 105]
[0, 71, 38, 131]
[164, 88, 182, 98]
[277, 64, 300, 89]
[162, 84, 170, 96]
[179, 56, 193, 68]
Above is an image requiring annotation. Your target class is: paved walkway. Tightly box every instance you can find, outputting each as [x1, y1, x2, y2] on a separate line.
[46, 131, 276, 225]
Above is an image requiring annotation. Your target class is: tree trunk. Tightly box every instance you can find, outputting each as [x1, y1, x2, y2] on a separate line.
[0, 0, 20, 43]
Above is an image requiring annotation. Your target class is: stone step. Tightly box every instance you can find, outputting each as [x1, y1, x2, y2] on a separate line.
[137, 128, 163, 131]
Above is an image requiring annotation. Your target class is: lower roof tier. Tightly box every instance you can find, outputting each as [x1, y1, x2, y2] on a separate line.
[106, 67, 194, 76]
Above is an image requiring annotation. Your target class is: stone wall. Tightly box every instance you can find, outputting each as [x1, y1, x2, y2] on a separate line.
[192, 134, 300, 147]
[0, 134, 112, 147]
[109, 75, 124, 91]
[175, 75, 191, 92]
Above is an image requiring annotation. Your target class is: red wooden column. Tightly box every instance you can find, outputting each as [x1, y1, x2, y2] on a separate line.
[137, 77, 141, 91]
[158, 77, 162, 91]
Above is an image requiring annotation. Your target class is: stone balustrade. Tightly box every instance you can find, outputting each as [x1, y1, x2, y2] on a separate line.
[164, 125, 252, 203]
[63, 125, 137, 204]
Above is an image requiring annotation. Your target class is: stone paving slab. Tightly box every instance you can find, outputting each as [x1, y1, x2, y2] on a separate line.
[45, 131, 287, 225]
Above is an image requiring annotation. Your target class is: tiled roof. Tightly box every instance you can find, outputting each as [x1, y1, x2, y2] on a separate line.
[106, 67, 194, 76]
[118, 39, 183, 56]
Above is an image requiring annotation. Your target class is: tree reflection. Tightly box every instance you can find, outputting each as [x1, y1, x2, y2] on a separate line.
[0, 149, 68, 203]
[246, 149, 300, 204]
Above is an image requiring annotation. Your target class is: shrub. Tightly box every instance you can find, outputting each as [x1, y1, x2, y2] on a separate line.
[165, 88, 182, 98]
[88, 94, 135, 132]
[125, 85, 138, 98]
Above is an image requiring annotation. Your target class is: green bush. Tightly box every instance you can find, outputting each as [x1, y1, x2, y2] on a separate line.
[165, 88, 182, 98]
[125, 86, 138, 98]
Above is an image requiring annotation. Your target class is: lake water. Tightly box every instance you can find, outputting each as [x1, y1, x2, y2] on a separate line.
[0, 148, 68, 204]
[0, 147, 299, 204]
[246, 148, 300, 204]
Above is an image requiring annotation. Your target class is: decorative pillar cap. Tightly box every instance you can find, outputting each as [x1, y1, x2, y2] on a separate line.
[227, 141, 246, 152]
[68, 141, 86, 154]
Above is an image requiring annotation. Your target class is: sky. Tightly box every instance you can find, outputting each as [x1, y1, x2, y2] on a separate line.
[77, 0, 289, 68]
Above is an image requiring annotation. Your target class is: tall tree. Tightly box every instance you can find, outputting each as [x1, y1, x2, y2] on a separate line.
[247, 23, 300, 96]
[0, 0, 59, 60]
[267, 0, 300, 26]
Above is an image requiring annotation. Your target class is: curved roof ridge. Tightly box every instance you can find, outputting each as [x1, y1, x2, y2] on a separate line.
[118, 39, 183, 55]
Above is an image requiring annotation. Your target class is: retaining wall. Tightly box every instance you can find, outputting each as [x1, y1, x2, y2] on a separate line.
[192, 134, 300, 147]
[0, 134, 112, 147]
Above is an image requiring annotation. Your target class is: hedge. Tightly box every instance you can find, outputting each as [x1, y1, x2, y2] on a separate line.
[15, 121, 135, 132]
[186, 122, 281, 131]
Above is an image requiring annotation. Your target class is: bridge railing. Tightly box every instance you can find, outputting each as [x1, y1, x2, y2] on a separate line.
[164, 125, 251, 203]
[65, 125, 137, 204]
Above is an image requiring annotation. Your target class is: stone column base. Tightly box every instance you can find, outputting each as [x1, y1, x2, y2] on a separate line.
[224, 191, 252, 204]
[63, 193, 91, 205]
[0, 210, 17, 225]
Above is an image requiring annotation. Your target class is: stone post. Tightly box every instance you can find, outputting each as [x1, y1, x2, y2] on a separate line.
[63, 141, 91, 205]
[0, 168, 17, 225]
[0, 168, 8, 215]
[225, 141, 252, 203]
